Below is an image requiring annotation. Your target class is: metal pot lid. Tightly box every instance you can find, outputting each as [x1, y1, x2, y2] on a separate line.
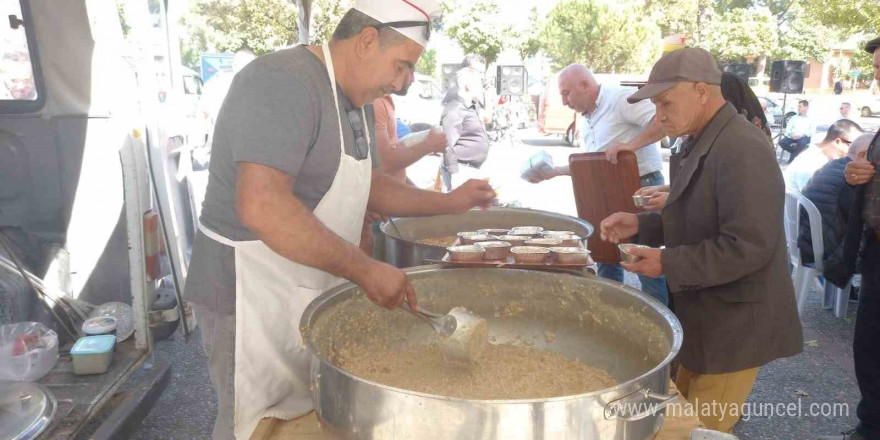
[0, 382, 56, 440]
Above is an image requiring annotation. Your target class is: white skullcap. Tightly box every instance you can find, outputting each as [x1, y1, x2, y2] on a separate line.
[354, 0, 442, 47]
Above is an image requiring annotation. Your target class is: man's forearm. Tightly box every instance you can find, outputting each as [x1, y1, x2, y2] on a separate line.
[628, 118, 666, 150]
[380, 142, 435, 174]
[368, 173, 458, 217]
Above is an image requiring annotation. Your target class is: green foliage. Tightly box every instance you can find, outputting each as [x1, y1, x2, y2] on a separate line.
[508, 7, 544, 61]
[773, 16, 836, 62]
[442, 0, 506, 66]
[309, 0, 354, 44]
[539, 0, 662, 73]
[697, 7, 778, 62]
[848, 38, 877, 79]
[416, 48, 438, 78]
[181, 0, 298, 57]
[806, 0, 880, 35]
[116, 0, 130, 38]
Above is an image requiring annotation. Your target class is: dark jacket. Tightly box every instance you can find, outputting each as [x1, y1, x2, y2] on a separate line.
[798, 158, 855, 288]
[637, 103, 803, 374]
[440, 87, 489, 172]
[843, 131, 880, 275]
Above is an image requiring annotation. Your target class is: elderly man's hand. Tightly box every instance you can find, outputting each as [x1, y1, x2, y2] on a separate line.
[449, 179, 496, 212]
[526, 166, 562, 184]
[365, 210, 385, 223]
[600, 212, 639, 243]
[635, 185, 670, 197]
[357, 261, 416, 310]
[846, 159, 876, 186]
[621, 247, 663, 278]
[605, 143, 633, 164]
[642, 192, 669, 212]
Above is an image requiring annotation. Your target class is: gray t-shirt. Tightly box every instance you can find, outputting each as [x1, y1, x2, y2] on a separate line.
[186, 46, 378, 314]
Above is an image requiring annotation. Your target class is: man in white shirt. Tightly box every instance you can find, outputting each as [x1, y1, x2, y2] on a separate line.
[784, 119, 863, 193]
[779, 100, 815, 163]
[527, 63, 668, 305]
[840, 102, 853, 120]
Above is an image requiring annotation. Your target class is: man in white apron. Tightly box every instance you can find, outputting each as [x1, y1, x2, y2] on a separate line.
[185, 2, 495, 438]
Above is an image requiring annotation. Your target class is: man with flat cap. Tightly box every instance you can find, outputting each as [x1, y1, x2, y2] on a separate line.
[600, 47, 803, 433]
[818, 35, 880, 440]
[185, 0, 495, 438]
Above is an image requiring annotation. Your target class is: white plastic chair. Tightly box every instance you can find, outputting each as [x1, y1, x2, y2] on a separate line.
[783, 190, 801, 271]
[792, 194, 851, 317]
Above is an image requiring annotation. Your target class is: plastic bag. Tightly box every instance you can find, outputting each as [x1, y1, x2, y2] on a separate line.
[0, 322, 58, 381]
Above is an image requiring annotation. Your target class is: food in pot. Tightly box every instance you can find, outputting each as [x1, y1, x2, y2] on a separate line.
[509, 226, 544, 237]
[417, 236, 458, 247]
[524, 238, 564, 248]
[338, 342, 616, 400]
[447, 245, 485, 262]
[550, 247, 591, 264]
[477, 241, 512, 260]
[510, 246, 550, 263]
[478, 228, 510, 236]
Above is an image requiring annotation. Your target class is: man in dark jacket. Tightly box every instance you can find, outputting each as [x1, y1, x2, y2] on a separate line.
[817, 35, 880, 440]
[799, 133, 873, 288]
[601, 48, 803, 433]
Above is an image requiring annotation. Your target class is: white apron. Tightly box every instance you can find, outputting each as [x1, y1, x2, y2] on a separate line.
[199, 43, 372, 440]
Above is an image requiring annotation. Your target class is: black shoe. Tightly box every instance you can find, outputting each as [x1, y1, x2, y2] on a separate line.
[816, 428, 866, 440]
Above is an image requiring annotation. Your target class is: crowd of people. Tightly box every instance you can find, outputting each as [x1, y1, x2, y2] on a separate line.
[182, 0, 880, 437]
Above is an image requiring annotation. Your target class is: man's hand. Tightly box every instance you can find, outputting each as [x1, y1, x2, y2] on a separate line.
[605, 143, 633, 164]
[448, 179, 496, 212]
[635, 185, 669, 197]
[846, 159, 876, 186]
[600, 212, 639, 244]
[621, 247, 663, 277]
[355, 260, 416, 310]
[365, 210, 385, 223]
[526, 166, 565, 184]
[421, 128, 448, 155]
[642, 192, 669, 212]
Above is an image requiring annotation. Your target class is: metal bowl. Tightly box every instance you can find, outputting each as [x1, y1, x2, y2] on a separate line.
[550, 247, 591, 264]
[510, 245, 551, 263]
[380, 208, 594, 268]
[478, 241, 512, 260]
[509, 226, 545, 238]
[447, 245, 485, 262]
[619, 243, 651, 263]
[302, 267, 682, 440]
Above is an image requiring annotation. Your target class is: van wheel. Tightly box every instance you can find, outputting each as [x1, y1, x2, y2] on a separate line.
[863, 107, 873, 118]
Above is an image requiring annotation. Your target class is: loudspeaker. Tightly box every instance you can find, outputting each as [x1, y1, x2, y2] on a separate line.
[721, 63, 751, 82]
[769, 60, 806, 94]
[441, 64, 460, 91]
[495, 65, 527, 95]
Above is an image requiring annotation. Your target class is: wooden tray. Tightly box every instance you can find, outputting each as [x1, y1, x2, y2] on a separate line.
[569, 151, 641, 264]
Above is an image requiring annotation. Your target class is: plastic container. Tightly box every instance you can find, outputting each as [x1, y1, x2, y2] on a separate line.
[82, 316, 118, 336]
[520, 150, 555, 182]
[71, 335, 116, 375]
[0, 322, 59, 382]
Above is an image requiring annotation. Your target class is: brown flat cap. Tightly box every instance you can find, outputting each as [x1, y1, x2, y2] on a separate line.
[628, 47, 722, 104]
[866, 37, 880, 54]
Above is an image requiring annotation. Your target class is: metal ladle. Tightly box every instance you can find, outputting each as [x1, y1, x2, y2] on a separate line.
[401, 303, 489, 362]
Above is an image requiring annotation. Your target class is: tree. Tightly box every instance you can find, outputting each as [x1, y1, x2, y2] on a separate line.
[539, 0, 662, 73]
[181, 0, 298, 57]
[772, 15, 836, 62]
[442, 0, 506, 66]
[806, 0, 880, 35]
[508, 7, 544, 61]
[416, 48, 437, 78]
[697, 7, 778, 62]
[309, 0, 353, 44]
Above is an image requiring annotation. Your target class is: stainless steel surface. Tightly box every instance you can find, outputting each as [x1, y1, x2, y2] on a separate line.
[0, 382, 57, 440]
[381, 208, 594, 268]
[303, 267, 682, 440]
[619, 244, 650, 263]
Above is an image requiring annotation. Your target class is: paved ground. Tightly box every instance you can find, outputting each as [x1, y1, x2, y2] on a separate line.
[133, 123, 879, 439]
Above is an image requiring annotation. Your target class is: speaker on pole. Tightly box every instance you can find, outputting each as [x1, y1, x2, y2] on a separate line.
[441, 64, 460, 92]
[721, 63, 751, 82]
[495, 65, 527, 95]
[769, 60, 806, 94]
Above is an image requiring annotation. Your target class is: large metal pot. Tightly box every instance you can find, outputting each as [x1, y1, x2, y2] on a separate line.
[380, 208, 594, 268]
[302, 267, 682, 440]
